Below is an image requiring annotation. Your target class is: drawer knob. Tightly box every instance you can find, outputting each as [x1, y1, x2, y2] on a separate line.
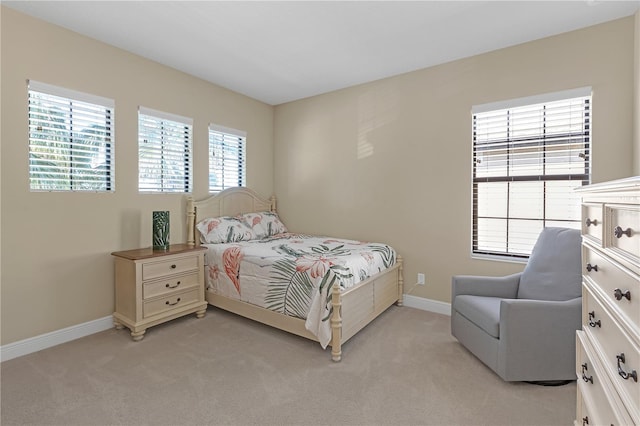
[581, 363, 593, 384]
[588, 311, 601, 328]
[585, 218, 598, 227]
[613, 288, 631, 301]
[614, 226, 632, 239]
[170, 264, 177, 269]
[586, 263, 598, 272]
[166, 297, 181, 306]
[616, 353, 638, 382]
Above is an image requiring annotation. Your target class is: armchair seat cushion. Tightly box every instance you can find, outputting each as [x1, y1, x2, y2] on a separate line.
[453, 295, 502, 338]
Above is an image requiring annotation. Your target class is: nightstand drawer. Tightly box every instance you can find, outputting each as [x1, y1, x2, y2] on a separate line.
[142, 256, 199, 280]
[143, 272, 200, 300]
[143, 288, 200, 318]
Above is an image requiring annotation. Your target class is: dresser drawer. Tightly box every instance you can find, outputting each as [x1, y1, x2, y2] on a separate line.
[143, 288, 200, 318]
[583, 288, 640, 417]
[576, 331, 633, 426]
[605, 203, 640, 275]
[583, 246, 640, 332]
[575, 390, 590, 426]
[576, 331, 630, 425]
[143, 272, 200, 300]
[142, 255, 200, 280]
[582, 203, 603, 245]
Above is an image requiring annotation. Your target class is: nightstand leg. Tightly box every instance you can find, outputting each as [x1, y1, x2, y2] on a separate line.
[196, 308, 206, 319]
[131, 329, 146, 341]
[113, 319, 124, 330]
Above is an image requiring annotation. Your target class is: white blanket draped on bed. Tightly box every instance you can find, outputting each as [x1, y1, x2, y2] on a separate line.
[202, 233, 396, 348]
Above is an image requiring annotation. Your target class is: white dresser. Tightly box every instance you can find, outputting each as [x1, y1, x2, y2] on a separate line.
[576, 177, 640, 426]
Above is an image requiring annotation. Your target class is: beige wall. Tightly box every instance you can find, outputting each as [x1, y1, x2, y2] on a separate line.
[2, 7, 637, 346]
[274, 17, 636, 305]
[0, 7, 275, 344]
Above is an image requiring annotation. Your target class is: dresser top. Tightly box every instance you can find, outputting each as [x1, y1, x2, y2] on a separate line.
[576, 176, 640, 193]
[111, 243, 206, 260]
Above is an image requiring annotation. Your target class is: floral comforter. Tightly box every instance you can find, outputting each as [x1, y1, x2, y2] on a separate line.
[203, 233, 396, 348]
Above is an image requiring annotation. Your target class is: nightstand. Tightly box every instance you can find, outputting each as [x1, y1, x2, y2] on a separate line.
[111, 244, 208, 341]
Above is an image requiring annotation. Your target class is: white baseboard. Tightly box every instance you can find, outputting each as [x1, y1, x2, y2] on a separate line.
[1, 315, 113, 362]
[0, 297, 448, 361]
[403, 294, 451, 316]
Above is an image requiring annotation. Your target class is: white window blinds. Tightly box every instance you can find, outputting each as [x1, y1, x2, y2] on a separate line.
[209, 124, 246, 193]
[28, 80, 115, 192]
[472, 88, 591, 259]
[138, 107, 193, 193]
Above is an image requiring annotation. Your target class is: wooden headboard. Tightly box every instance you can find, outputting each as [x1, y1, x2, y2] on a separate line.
[186, 187, 276, 246]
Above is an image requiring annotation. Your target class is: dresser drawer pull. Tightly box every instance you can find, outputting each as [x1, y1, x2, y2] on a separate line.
[613, 288, 631, 301]
[165, 281, 181, 289]
[582, 416, 589, 425]
[170, 264, 177, 269]
[586, 263, 598, 272]
[581, 363, 593, 384]
[587, 311, 601, 328]
[165, 297, 181, 306]
[585, 218, 598, 227]
[614, 226, 632, 239]
[616, 353, 638, 382]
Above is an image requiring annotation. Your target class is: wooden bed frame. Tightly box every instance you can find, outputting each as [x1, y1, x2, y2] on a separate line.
[186, 187, 403, 361]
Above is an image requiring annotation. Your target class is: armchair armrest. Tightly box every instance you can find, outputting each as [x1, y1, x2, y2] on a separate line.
[497, 297, 582, 381]
[499, 297, 582, 332]
[451, 273, 521, 300]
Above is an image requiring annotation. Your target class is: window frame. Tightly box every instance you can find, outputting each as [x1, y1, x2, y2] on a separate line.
[208, 124, 246, 193]
[471, 87, 592, 261]
[28, 80, 115, 192]
[138, 107, 193, 194]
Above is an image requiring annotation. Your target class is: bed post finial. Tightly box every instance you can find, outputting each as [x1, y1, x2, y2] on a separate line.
[270, 195, 276, 212]
[186, 197, 195, 246]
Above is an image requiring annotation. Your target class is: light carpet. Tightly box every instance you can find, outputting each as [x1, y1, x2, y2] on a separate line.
[1, 305, 576, 425]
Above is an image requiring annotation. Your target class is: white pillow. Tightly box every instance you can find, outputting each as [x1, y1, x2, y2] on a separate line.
[196, 216, 257, 244]
[241, 211, 288, 239]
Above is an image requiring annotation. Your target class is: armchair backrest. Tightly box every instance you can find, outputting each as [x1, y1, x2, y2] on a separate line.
[517, 227, 582, 301]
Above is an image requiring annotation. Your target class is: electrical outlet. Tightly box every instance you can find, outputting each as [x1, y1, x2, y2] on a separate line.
[417, 273, 425, 285]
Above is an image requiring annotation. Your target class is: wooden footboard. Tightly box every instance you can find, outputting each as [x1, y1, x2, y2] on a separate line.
[331, 256, 403, 361]
[207, 256, 403, 362]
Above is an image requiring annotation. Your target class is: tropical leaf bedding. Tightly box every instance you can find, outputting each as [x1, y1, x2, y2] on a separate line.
[202, 233, 396, 348]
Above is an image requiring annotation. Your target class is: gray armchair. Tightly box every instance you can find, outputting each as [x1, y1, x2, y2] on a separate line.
[451, 227, 582, 382]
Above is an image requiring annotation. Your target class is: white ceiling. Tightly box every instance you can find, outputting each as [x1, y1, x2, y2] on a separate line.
[5, 1, 640, 105]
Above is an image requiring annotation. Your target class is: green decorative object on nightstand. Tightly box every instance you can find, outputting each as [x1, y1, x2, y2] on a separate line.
[152, 211, 170, 250]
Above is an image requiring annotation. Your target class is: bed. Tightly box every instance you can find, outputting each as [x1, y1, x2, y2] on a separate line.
[186, 187, 403, 361]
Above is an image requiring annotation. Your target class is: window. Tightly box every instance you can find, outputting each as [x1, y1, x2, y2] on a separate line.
[472, 88, 591, 259]
[138, 107, 193, 193]
[28, 81, 114, 191]
[209, 124, 246, 193]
